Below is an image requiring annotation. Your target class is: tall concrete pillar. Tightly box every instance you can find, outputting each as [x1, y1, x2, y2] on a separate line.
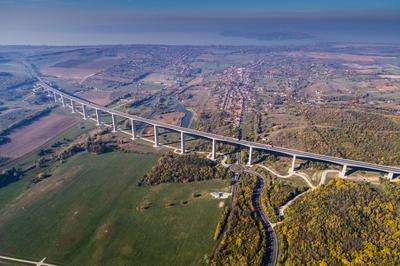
[53, 92, 57, 102]
[180, 132, 185, 154]
[130, 119, 136, 140]
[95, 109, 101, 125]
[71, 100, 77, 113]
[111, 114, 117, 132]
[153, 125, 159, 147]
[388, 172, 394, 180]
[289, 155, 297, 173]
[61, 96, 66, 107]
[247, 146, 253, 166]
[82, 104, 88, 119]
[211, 138, 216, 160]
[340, 165, 348, 178]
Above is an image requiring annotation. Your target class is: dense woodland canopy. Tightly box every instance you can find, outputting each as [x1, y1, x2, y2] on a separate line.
[212, 173, 266, 265]
[261, 173, 308, 223]
[274, 107, 400, 165]
[140, 152, 233, 185]
[303, 107, 400, 132]
[277, 179, 400, 265]
[276, 126, 400, 165]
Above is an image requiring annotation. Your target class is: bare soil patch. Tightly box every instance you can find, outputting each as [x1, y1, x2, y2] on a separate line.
[43, 67, 98, 82]
[289, 51, 394, 62]
[153, 112, 185, 126]
[76, 89, 114, 106]
[141, 112, 185, 135]
[0, 113, 79, 158]
[380, 75, 400, 79]
[187, 76, 204, 86]
[142, 73, 176, 86]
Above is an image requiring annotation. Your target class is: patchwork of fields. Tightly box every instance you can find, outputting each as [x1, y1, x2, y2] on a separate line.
[0, 113, 79, 159]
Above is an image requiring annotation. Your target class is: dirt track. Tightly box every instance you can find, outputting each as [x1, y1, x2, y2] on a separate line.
[0, 113, 79, 158]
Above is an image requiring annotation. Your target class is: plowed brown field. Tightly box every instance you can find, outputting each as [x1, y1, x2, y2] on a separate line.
[0, 113, 79, 158]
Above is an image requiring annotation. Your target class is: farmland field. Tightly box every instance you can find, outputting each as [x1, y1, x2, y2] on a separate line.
[0, 151, 229, 265]
[0, 113, 80, 159]
[76, 89, 114, 106]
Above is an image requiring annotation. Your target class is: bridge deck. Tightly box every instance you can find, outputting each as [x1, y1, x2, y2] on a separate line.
[39, 78, 400, 175]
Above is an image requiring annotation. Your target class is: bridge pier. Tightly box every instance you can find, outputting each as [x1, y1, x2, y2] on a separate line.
[180, 132, 185, 154]
[95, 109, 101, 126]
[211, 138, 216, 160]
[153, 125, 159, 147]
[82, 104, 88, 119]
[71, 100, 76, 113]
[111, 114, 117, 132]
[340, 165, 348, 178]
[289, 155, 297, 173]
[30, 86, 400, 179]
[247, 146, 253, 166]
[388, 172, 394, 180]
[130, 119, 136, 140]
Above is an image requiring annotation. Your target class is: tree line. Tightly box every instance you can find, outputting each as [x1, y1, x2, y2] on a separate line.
[139, 152, 233, 185]
[0, 167, 22, 188]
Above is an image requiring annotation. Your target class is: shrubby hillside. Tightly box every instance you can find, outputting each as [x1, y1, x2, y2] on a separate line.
[140, 152, 233, 185]
[273, 108, 400, 165]
[261, 174, 308, 223]
[277, 179, 400, 265]
[303, 107, 400, 131]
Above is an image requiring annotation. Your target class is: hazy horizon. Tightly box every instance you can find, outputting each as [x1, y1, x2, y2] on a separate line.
[1, 0, 399, 45]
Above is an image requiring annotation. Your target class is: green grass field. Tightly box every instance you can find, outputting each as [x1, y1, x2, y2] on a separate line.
[0, 151, 229, 265]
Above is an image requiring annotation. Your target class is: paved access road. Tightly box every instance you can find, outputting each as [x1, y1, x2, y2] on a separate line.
[246, 168, 278, 266]
[0, 255, 56, 266]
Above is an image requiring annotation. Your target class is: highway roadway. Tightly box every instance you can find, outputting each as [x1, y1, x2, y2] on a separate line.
[210, 156, 277, 266]
[31, 69, 400, 178]
[246, 168, 278, 266]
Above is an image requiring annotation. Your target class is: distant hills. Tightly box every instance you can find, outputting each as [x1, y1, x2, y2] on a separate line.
[220, 31, 314, 41]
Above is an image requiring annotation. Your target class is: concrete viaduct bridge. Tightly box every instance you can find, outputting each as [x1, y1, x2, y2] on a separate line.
[39, 81, 399, 180]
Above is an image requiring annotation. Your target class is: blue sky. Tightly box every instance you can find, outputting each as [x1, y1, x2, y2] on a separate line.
[2, 0, 400, 17]
[0, 0, 399, 45]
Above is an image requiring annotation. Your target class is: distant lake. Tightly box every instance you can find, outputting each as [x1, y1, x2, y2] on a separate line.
[1, 19, 399, 45]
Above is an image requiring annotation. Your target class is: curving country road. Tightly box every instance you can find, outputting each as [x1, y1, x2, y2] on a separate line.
[210, 154, 278, 266]
[246, 168, 278, 266]
[255, 164, 316, 189]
